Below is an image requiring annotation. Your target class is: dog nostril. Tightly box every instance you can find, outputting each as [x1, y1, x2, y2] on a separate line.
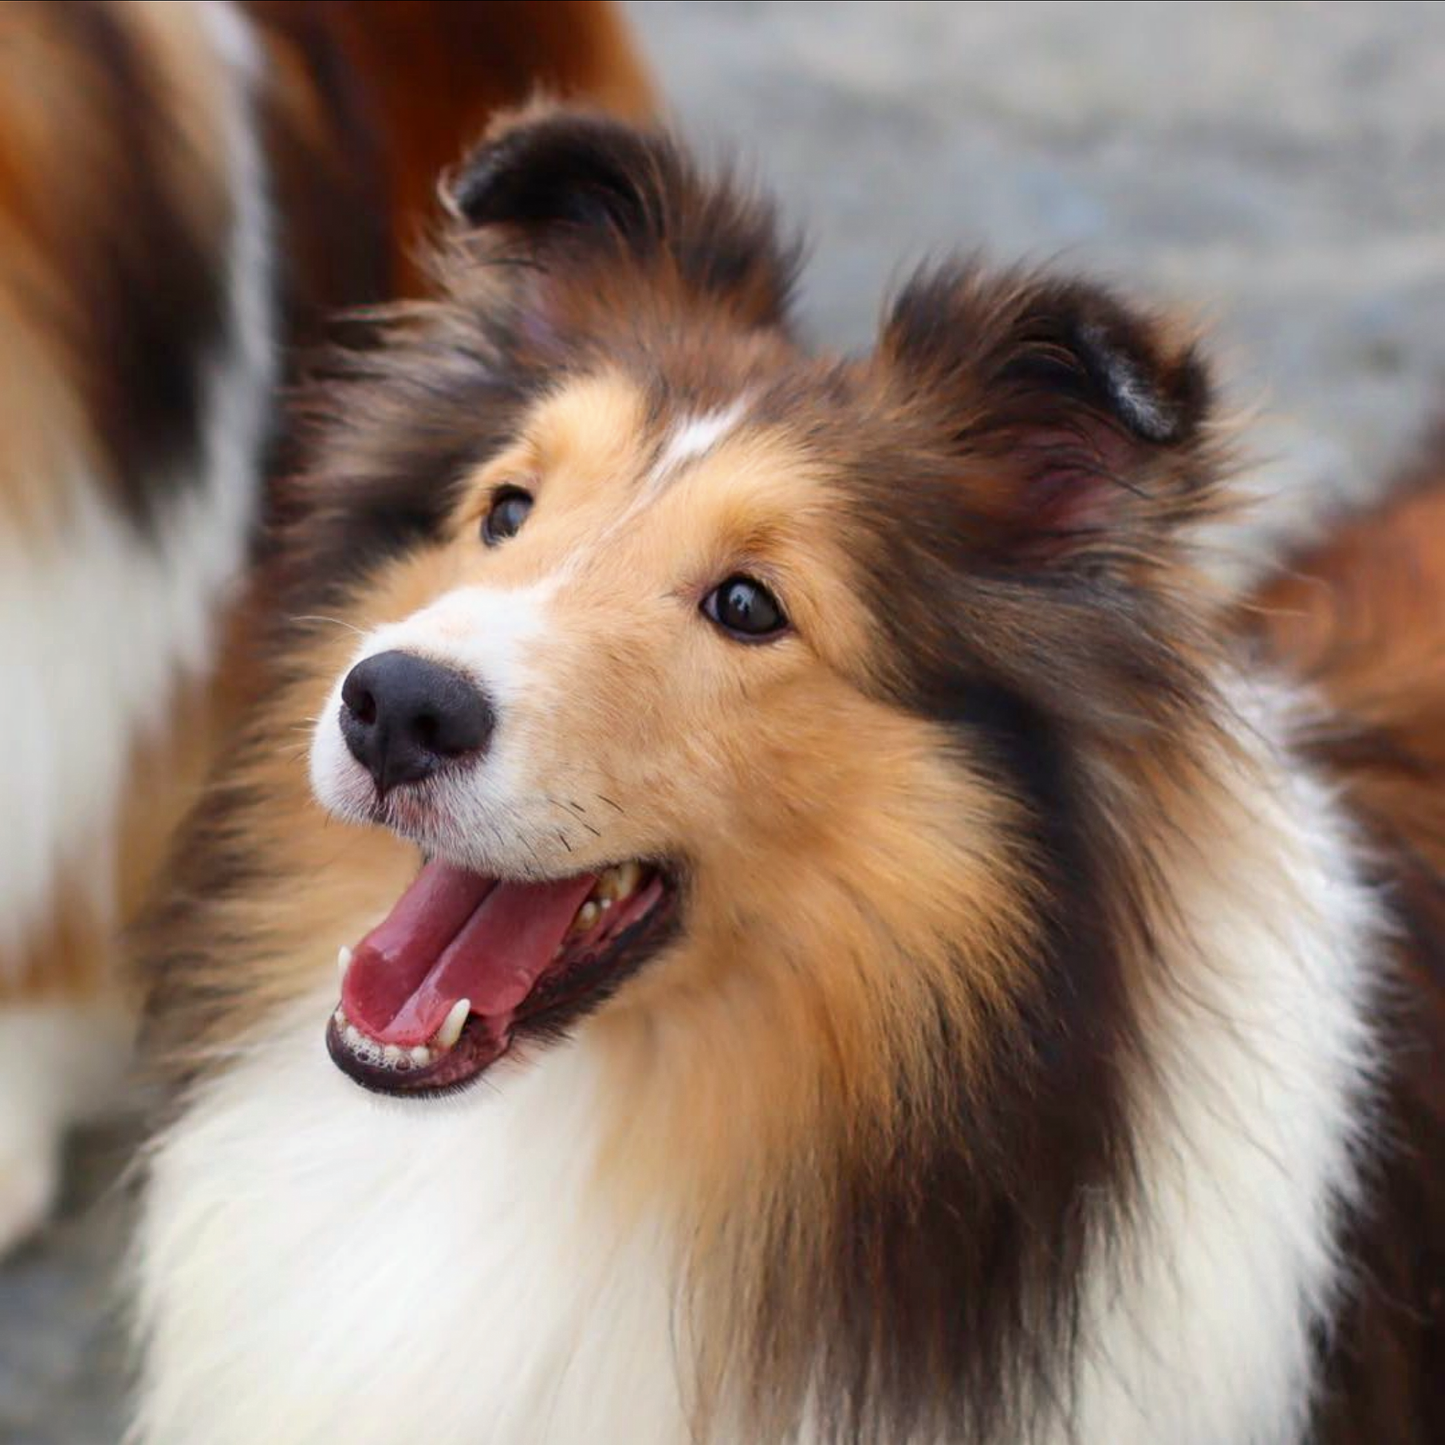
[412, 711, 440, 752]
[350, 689, 377, 727]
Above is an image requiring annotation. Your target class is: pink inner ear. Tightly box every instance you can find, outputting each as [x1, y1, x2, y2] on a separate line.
[513, 271, 565, 356]
[1013, 421, 1141, 553]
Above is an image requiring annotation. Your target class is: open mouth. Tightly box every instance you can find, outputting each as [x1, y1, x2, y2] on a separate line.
[327, 858, 676, 1096]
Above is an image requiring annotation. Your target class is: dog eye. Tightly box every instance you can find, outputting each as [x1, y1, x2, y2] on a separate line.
[702, 575, 787, 641]
[481, 488, 533, 545]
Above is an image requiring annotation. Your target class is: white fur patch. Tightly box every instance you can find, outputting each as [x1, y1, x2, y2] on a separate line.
[0, 0, 274, 967]
[645, 399, 750, 493]
[132, 1007, 690, 1445]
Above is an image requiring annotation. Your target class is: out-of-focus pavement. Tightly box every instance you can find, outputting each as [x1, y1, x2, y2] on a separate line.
[3, 4, 1444, 1440]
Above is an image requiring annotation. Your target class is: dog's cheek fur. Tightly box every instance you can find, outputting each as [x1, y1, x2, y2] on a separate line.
[588, 725, 1051, 1439]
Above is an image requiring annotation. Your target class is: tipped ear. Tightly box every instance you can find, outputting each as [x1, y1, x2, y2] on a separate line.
[441, 109, 797, 330]
[880, 267, 1217, 567]
[444, 111, 660, 240]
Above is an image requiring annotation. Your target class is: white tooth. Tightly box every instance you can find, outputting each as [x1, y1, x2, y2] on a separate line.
[410, 1045, 432, 1067]
[345, 1025, 363, 1049]
[599, 896, 613, 911]
[614, 861, 642, 897]
[575, 901, 600, 934]
[435, 999, 470, 1051]
[337, 945, 352, 981]
[383, 1044, 402, 1065]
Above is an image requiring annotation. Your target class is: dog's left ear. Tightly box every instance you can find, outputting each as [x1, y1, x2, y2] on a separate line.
[441, 109, 797, 331]
[879, 267, 1217, 570]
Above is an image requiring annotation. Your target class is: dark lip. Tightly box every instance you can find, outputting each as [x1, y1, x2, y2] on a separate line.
[325, 866, 682, 1100]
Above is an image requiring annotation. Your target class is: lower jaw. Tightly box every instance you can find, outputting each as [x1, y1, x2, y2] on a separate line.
[325, 1010, 508, 1096]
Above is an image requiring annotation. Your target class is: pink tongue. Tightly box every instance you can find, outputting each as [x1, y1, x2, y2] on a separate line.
[339, 861, 598, 1047]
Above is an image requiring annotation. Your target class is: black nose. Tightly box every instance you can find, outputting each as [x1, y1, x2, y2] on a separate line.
[339, 650, 495, 795]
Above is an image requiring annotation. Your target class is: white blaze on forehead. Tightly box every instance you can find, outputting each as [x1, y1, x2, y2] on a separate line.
[644, 396, 751, 494]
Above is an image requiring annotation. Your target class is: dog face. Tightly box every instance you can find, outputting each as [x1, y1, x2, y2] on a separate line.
[296, 110, 1220, 1102]
[310, 367, 885, 888]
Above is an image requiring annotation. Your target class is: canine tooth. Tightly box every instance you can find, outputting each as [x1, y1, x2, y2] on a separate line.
[613, 861, 643, 897]
[573, 900, 600, 935]
[337, 945, 352, 981]
[410, 1045, 432, 1067]
[383, 1044, 402, 1065]
[435, 999, 470, 1051]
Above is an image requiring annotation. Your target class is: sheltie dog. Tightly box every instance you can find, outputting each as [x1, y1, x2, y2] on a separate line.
[0, 2, 649, 1252]
[131, 111, 1445, 1442]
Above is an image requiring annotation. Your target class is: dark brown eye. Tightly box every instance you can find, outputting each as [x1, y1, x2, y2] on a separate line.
[481, 488, 533, 545]
[702, 575, 787, 641]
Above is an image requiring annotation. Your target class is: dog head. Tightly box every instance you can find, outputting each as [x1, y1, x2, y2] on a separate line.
[300, 110, 1221, 1105]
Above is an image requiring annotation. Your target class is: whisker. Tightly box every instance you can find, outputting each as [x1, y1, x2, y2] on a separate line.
[290, 614, 367, 638]
[543, 795, 600, 836]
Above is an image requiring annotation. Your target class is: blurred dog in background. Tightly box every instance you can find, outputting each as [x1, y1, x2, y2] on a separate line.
[0, 0, 650, 1253]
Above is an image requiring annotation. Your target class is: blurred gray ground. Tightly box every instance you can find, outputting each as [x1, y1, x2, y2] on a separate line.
[4, 2, 1445, 1440]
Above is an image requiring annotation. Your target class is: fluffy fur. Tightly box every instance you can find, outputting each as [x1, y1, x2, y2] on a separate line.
[0, 0, 274, 1247]
[134, 113, 1443, 1442]
[0, 3, 651, 1250]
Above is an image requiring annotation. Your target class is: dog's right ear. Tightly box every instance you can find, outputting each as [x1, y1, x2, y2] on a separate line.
[440, 110, 797, 331]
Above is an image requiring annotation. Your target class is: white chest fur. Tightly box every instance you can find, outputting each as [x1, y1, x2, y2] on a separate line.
[133, 1013, 692, 1445]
